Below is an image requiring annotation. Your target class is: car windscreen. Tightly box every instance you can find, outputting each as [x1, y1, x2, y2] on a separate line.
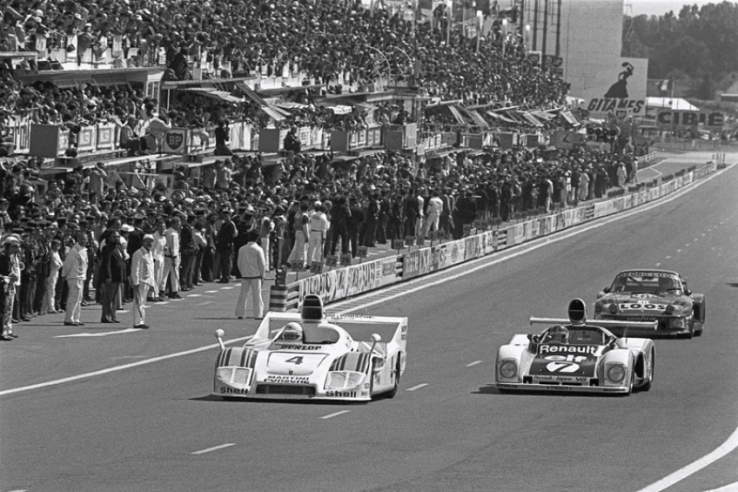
[611, 271, 681, 294]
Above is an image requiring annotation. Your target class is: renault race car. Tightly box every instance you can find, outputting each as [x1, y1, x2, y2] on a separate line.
[495, 299, 656, 395]
[594, 269, 705, 338]
[213, 295, 408, 402]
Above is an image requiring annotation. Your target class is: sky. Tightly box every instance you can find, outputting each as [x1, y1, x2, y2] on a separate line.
[628, 0, 725, 16]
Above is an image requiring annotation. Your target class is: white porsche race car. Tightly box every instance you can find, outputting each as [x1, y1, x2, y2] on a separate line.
[495, 299, 656, 395]
[213, 295, 408, 402]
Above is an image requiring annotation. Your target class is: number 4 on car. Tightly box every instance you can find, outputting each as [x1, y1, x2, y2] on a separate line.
[213, 295, 408, 402]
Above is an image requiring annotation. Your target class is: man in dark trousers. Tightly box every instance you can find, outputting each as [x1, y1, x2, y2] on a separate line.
[216, 208, 238, 283]
[178, 214, 197, 291]
[329, 196, 351, 256]
[347, 196, 365, 258]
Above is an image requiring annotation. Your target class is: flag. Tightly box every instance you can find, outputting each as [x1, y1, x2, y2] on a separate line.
[659, 78, 672, 92]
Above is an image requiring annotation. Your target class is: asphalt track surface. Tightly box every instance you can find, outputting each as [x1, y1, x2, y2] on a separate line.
[1, 151, 737, 492]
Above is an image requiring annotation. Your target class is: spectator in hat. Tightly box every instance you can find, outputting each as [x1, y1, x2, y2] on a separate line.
[130, 234, 155, 329]
[0, 234, 22, 340]
[61, 231, 88, 326]
[235, 229, 265, 320]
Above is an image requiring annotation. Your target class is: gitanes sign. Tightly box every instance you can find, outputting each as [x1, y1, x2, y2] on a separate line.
[587, 98, 646, 115]
[656, 110, 724, 129]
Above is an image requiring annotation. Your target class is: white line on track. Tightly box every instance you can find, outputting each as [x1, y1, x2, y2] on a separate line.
[677, 249, 682, 253]
[636, 427, 738, 492]
[666, 256, 671, 259]
[704, 481, 738, 492]
[406, 383, 428, 392]
[466, 361, 483, 367]
[187, 294, 202, 297]
[155, 301, 169, 305]
[655, 262, 661, 267]
[0, 337, 254, 397]
[320, 410, 350, 420]
[204, 290, 218, 293]
[197, 301, 214, 306]
[117, 310, 130, 314]
[55, 328, 142, 338]
[220, 286, 234, 290]
[190, 443, 235, 455]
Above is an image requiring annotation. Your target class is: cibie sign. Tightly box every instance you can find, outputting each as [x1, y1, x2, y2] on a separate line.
[656, 110, 724, 129]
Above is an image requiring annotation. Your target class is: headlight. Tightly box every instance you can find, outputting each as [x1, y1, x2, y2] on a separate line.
[217, 367, 233, 383]
[607, 364, 626, 383]
[664, 304, 675, 315]
[608, 303, 619, 314]
[594, 303, 603, 314]
[669, 317, 687, 328]
[499, 360, 517, 379]
[326, 371, 364, 390]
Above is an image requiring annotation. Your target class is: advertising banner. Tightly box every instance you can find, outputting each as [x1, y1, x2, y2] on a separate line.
[97, 124, 115, 149]
[163, 128, 189, 154]
[77, 126, 96, 152]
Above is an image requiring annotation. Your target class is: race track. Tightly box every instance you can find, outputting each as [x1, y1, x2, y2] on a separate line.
[2, 151, 738, 492]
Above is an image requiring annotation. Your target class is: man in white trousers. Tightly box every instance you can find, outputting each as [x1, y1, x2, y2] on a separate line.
[235, 230, 265, 320]
[61, 232, 89, 326]
[131, 234, 156, 329]
[307, 202, 329, 264]
[162, 216, 182, 299]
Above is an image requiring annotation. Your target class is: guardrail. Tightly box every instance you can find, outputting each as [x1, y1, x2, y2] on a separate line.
[269, 160, 720, 311]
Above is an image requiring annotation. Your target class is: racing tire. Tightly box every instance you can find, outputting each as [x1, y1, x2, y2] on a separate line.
[385, 357, 402, 399]
[685, 327, 694, 340]
[641, 350, 654, 392]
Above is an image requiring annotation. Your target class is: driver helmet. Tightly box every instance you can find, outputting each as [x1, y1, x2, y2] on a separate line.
[279, 322, 303, 342]
[658, 276, 677, 291]
[548, 325, 569, 343]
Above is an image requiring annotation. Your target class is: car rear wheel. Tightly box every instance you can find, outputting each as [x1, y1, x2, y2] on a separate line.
[641, 350, 654, 391]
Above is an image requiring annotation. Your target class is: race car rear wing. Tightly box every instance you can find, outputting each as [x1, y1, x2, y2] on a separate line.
[529, 317, 658, 330]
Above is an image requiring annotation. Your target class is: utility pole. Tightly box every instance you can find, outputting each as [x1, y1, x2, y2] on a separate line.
[555, 0, 562, 57]
[532, 0, 539, 51]
[542, 0, 549, 57]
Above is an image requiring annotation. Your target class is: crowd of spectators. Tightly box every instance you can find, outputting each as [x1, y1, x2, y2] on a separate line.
[0, 0, 636, 339]
[0, 139, 639, 339]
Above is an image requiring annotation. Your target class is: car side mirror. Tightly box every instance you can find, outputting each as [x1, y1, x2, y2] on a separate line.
[603, 287, 611, 293]
[684, 289, 692, 296]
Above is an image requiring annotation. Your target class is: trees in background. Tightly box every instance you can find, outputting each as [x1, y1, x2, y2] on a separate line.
[623, 2, 738, 95]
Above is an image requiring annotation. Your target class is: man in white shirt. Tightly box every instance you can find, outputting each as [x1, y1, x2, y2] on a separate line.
[162, 216, 182, 299]
[151, 220, 167, 302]
[235, 230, 265, 320]
[61, 232, 89, 326]
[307, 202, 329, 264]
[131, 234, 156, 329]
[421, 190, 443, 240]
